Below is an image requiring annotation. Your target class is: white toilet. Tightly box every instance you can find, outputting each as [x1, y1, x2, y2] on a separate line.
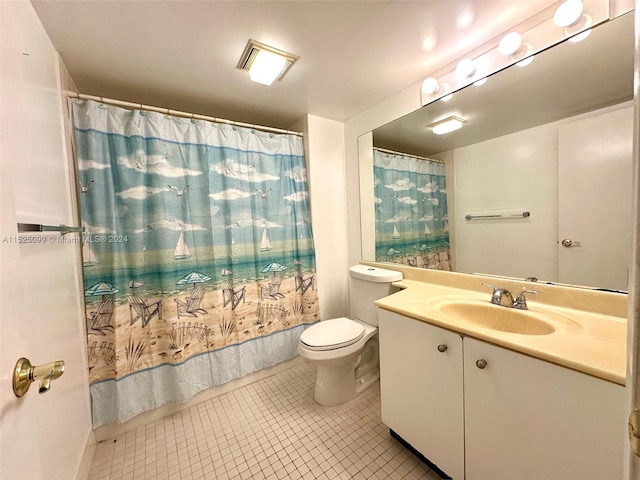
[298, 264, 402, 406]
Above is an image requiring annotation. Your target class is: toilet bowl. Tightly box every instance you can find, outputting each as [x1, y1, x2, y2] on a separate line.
[298, 317, 379, 406]
[297, 265, 402, 406]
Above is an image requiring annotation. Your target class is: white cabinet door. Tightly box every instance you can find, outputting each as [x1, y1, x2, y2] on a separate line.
[464, 337, 626, 480]
[379, 310, 464, 479]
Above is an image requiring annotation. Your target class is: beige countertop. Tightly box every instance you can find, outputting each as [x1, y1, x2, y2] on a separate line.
[375, 279, 627, 386]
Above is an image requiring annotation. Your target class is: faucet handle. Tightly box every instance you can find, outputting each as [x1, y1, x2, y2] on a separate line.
[514, 289, 539, 310]
[482, 283, 514, 307]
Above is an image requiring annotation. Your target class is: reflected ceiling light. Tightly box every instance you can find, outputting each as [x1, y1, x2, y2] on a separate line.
[498, 32, 523, 56]
[553, 0, 584, 27]
[441, 93, 454, 102]
[473, 77, 488, 87]
[237, 39, 299, 86]
[456, 58, 476, 78]
[428, 116, 466, 135]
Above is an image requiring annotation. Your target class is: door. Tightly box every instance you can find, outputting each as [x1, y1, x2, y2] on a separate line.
[558, 105, 634, 290]
[0, 2, 92, 479]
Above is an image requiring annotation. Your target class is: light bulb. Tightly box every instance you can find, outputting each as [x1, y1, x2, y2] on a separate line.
[421, 77, 440, 95]
[554, 0, 584, 28]
[456, 58, 476, 78]
[499, 32, 522, 56]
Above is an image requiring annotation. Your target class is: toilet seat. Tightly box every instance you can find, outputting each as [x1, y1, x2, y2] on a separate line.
[299, 317, 365, 351]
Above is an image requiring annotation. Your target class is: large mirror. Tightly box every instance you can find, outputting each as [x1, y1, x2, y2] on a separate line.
[359, 12, 635, 292]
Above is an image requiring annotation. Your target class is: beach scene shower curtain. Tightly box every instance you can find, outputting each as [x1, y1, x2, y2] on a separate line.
[373, 149, 451, 270]
[73, 100, 319, 427]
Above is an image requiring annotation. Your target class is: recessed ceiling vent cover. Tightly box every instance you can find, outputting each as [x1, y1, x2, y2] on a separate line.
[236, 39, 299, 84]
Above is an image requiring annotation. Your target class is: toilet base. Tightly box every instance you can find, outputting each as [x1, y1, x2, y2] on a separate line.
[313, 356, 359, 406]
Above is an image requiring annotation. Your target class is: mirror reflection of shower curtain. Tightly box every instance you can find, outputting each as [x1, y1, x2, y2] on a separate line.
[373, 149, 450, 270]
[73, 100, 319, 427]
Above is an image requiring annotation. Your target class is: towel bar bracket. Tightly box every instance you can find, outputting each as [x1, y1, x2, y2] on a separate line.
[17, 223, 84, 236]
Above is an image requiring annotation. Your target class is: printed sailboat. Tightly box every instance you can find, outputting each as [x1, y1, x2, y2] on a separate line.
[424, 222, 432, 236]
[174, 229, 192, 259]
[260, 227, 272, 251]
[83, 241, 99, 266]
[392, 224, 401, 239]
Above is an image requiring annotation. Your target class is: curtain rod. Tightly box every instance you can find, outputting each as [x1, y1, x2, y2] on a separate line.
[66, 92, 303, 137]
[373, 147, 444, 164]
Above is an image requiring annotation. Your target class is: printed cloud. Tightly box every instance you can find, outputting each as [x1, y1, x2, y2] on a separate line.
[212, 159, 279, 182]
[116, 186, 167, 200]
[209, 188, 253, 201]
[117, 151, 203, 177]
[384, 178, 415, 192]
[78, 158, 111, 171]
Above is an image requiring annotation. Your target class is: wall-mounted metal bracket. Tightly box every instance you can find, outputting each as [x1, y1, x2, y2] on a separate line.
[17, 223, 84, 236]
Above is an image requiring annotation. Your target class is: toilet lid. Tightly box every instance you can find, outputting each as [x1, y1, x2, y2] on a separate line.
[300, 317, 365, 351]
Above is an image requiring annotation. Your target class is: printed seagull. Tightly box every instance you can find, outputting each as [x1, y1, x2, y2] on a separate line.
[255, 188, 272, 198]
[80, 179, 94, 193]
[168, 184, 189, 196]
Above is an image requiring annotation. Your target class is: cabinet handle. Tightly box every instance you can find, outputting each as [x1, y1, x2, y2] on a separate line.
[475, 359, 487, 369]
[437, 344, 448, 353]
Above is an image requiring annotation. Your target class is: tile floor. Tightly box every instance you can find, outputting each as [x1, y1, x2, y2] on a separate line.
[88, 361, 443, 480]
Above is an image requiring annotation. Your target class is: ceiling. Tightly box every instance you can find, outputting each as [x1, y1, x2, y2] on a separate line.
[373, 11, 635, 157]
[31, 0, 558, 130]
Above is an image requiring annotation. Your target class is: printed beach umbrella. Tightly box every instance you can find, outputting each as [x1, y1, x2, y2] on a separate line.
[388, 248, 401, 260]
[85, 281, 119, 297]
[176, 271, 212, 286]
[261, 262, 287, 277]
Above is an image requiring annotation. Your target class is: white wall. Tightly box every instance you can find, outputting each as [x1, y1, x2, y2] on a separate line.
[0, 2, 92, 479]
[453, 122, 559, 280]
[293, 115, 350, 319]
[452, 104, 633, 286]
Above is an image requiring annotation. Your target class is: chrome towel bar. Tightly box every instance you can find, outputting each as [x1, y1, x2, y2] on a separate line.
[464, 211, 530, 221]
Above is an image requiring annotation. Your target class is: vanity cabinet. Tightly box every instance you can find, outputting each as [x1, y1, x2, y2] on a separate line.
[379, 310, 626, 480]
[379, 310, 464, 479]
[464, 337, 625, 480]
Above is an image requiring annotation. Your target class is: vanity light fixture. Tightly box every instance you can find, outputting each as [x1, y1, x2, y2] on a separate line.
[421, 77, 441, 95]
[498, 32, 523, 56]
[237, 39, 299, 86]
[569, 28, 591, 42]
[428, 116, 466, 135]
[456, 58, 476, 78]
[553, 0, 584, 28]
[516, 55, 535, 67]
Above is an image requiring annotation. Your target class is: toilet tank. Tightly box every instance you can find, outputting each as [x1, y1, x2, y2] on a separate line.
[350, 265, 402, 326]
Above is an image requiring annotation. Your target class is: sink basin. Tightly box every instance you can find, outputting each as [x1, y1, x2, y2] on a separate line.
[433, 300, 557, 335]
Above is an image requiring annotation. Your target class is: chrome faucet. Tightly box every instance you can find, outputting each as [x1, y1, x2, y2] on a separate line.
[482, 283, 515, 307]
[482, 283, 539, 310]
[513, 289, 539, 310]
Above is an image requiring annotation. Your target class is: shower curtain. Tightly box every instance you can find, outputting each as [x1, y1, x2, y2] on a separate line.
[373, 149, 451, 270]
[73, 100, 319, 427]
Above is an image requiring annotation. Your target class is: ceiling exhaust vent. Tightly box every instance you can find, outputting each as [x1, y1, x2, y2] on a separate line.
[237, 39, 299, 85]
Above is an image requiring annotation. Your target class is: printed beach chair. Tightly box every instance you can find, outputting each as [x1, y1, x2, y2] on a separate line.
[221, 281, 246, 310]
[174, 284, 208, 318]
[128, 295, 163, 327]
[294, 270, 315, 295]
[259, 274, 285, 300]
[88, 297, 114, 335]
